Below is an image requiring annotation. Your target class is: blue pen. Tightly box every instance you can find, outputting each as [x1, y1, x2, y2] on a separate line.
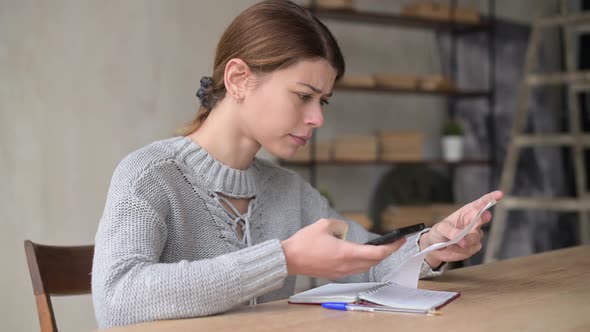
[321, 302, 439, 316]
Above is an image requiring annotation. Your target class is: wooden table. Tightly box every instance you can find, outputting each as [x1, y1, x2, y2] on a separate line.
[104, 245, 590, 332]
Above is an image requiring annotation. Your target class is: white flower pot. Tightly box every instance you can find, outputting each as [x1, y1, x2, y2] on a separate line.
[442, 136, 464, 162]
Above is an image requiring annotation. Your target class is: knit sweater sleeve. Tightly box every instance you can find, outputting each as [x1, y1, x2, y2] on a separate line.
[92, 177, 287, 328]
[299, 179, 443, 283]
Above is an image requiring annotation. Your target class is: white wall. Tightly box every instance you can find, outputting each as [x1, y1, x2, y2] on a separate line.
[0, 1, 558, 331]
[0, 1, 259, 330]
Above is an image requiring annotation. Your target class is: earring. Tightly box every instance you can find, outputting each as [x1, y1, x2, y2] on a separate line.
[232, 90, 243, 104]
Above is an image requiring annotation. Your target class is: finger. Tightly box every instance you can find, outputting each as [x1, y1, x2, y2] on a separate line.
[467, 198, 497, 229]
[443, 241, 482, 258]
[380, 238, 407, 255]
[434, 220, 463, 241]
[465, 242, 483, 256]
[471, 190, 504, 211]
[355, 238, 406, 260]
[463, 232, 482, 247]
[476, 211, 493, 227]
[460, 229, 483, 246]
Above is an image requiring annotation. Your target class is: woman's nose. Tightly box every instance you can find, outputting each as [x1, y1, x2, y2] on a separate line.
[304, 104, 324, 128]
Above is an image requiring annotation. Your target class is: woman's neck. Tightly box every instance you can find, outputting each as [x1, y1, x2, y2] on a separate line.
[187, 99, 260, 170]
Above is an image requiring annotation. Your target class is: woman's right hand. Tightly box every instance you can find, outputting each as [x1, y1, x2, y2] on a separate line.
[281, 218, 406, 280]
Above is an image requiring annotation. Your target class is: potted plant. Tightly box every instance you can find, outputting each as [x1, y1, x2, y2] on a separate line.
[441, 119, 464, 162]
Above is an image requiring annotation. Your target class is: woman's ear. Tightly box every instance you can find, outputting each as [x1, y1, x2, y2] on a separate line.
[224, 58, 250, 103]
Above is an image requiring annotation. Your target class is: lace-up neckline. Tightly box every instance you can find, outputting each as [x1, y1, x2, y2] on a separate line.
[211, 193, 255, 247]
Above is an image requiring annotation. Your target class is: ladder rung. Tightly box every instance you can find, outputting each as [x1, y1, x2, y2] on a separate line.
[527, 71, 590, 86]
[573, 24, 590, 34]
[514, 134, 590, 146]
[571, 83, 590, 92]
[537, 12, 590, 27]
[502, 197, 590, 211]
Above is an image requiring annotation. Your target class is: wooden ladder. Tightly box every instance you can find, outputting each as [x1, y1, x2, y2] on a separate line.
[484, 3, 590, 263]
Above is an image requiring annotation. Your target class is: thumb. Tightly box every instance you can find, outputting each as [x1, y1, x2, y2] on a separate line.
[322, 219, 349, 240]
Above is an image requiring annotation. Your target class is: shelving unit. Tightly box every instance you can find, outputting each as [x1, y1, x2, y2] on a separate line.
[334, 84, 490, 97]
[283, 1, 497, 232]
[308, 7, 489, 31]
[280, 159, 491, 167]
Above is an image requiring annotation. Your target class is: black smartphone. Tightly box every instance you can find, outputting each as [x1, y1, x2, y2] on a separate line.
[364, 223, 426, 245]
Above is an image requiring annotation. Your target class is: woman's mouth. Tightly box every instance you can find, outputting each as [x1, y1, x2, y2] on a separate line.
[289, 134, 310, 146]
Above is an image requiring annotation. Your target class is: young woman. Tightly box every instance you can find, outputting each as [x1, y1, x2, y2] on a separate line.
[92, 0, 502, 328]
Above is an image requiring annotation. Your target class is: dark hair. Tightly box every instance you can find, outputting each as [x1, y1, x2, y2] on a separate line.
[178, 0, 345, 135]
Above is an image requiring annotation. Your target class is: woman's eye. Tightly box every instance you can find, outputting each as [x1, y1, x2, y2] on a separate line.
[297, 93, 329, 107]
[298, 93, 312, 102]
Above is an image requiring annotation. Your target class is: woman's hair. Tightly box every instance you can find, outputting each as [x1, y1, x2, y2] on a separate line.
[178, 0, 345, 135]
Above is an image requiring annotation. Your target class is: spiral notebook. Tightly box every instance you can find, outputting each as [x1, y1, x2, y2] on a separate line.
[288, 281, 459, 311]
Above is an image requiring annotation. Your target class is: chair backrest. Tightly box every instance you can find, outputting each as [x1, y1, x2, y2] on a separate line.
[24, 240, 94, 332]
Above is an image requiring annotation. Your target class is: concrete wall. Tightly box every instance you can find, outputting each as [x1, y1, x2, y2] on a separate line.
[0, 1, 559, 331]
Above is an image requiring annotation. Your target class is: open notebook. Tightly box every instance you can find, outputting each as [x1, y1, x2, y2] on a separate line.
[289, 281, 459, 311]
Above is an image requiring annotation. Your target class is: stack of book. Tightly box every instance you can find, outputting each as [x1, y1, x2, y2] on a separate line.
[378, 131, 424, 161]
[304, 0, 355, 10]
[338, 73, 456, 93]
[419, 75, 456, 92]
[374, 73, 419, 90]
[333, 135, 378, 161]
[288, 141, 332, 162]
[380, 204, 460, 232]
[401, 2, 480, 24]
[337, 74, 376, 88]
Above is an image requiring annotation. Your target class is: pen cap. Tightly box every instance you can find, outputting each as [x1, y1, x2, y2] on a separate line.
[321, 302, 348, 311]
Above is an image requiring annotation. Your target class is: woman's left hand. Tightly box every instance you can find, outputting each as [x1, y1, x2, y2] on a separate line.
[419, 190, 504, 268]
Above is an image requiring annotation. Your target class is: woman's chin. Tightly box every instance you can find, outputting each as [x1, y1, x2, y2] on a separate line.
[263, 146, 298, 160]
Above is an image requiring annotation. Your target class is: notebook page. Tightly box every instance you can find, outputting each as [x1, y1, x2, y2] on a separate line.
[288, 282, 382, 304]
[359, 283, 459, 311]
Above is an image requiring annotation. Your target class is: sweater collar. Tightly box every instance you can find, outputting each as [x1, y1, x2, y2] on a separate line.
[172, 136, 259, 198]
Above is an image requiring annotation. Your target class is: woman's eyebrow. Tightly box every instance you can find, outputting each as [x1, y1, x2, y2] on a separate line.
[296, 82, 333, 97]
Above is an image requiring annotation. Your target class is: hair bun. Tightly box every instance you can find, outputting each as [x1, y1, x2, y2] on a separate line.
[196, 76, 214, 109]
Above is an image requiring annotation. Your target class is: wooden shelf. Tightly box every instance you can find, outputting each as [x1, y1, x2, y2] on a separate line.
[279, 159, 491, 167]
[309, 8, 488, 32]
[335, 83, 490, 98]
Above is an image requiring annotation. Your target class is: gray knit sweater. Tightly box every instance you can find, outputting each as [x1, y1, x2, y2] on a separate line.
[92, 136, 441, 328]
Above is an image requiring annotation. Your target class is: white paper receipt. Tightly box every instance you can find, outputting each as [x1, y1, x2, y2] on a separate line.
[382, 200, 497, 288]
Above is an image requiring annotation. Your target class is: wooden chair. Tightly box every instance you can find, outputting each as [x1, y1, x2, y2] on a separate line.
[24, 240, 94, 332]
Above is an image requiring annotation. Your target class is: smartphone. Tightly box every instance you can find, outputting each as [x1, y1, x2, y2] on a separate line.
[364, 223, 426, 245]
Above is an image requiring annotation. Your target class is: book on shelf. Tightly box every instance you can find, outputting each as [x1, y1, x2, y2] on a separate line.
[373, 73, 420, 90]
[304, 0, 355, 11]
[333, 135, 378, 161]
[337, 74, 377, 88]
[419, 75, 456, 91]
[337, 73, 458, 93]
[401, 2, 481, 24]
[378, 131, 424, 162]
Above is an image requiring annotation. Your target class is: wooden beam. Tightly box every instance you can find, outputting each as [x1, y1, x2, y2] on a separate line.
[502, 197, 590, 211]
[514, 134, 590, 146]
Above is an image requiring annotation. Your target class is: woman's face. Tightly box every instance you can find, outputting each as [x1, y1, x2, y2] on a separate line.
[239, 59, 337, 159]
